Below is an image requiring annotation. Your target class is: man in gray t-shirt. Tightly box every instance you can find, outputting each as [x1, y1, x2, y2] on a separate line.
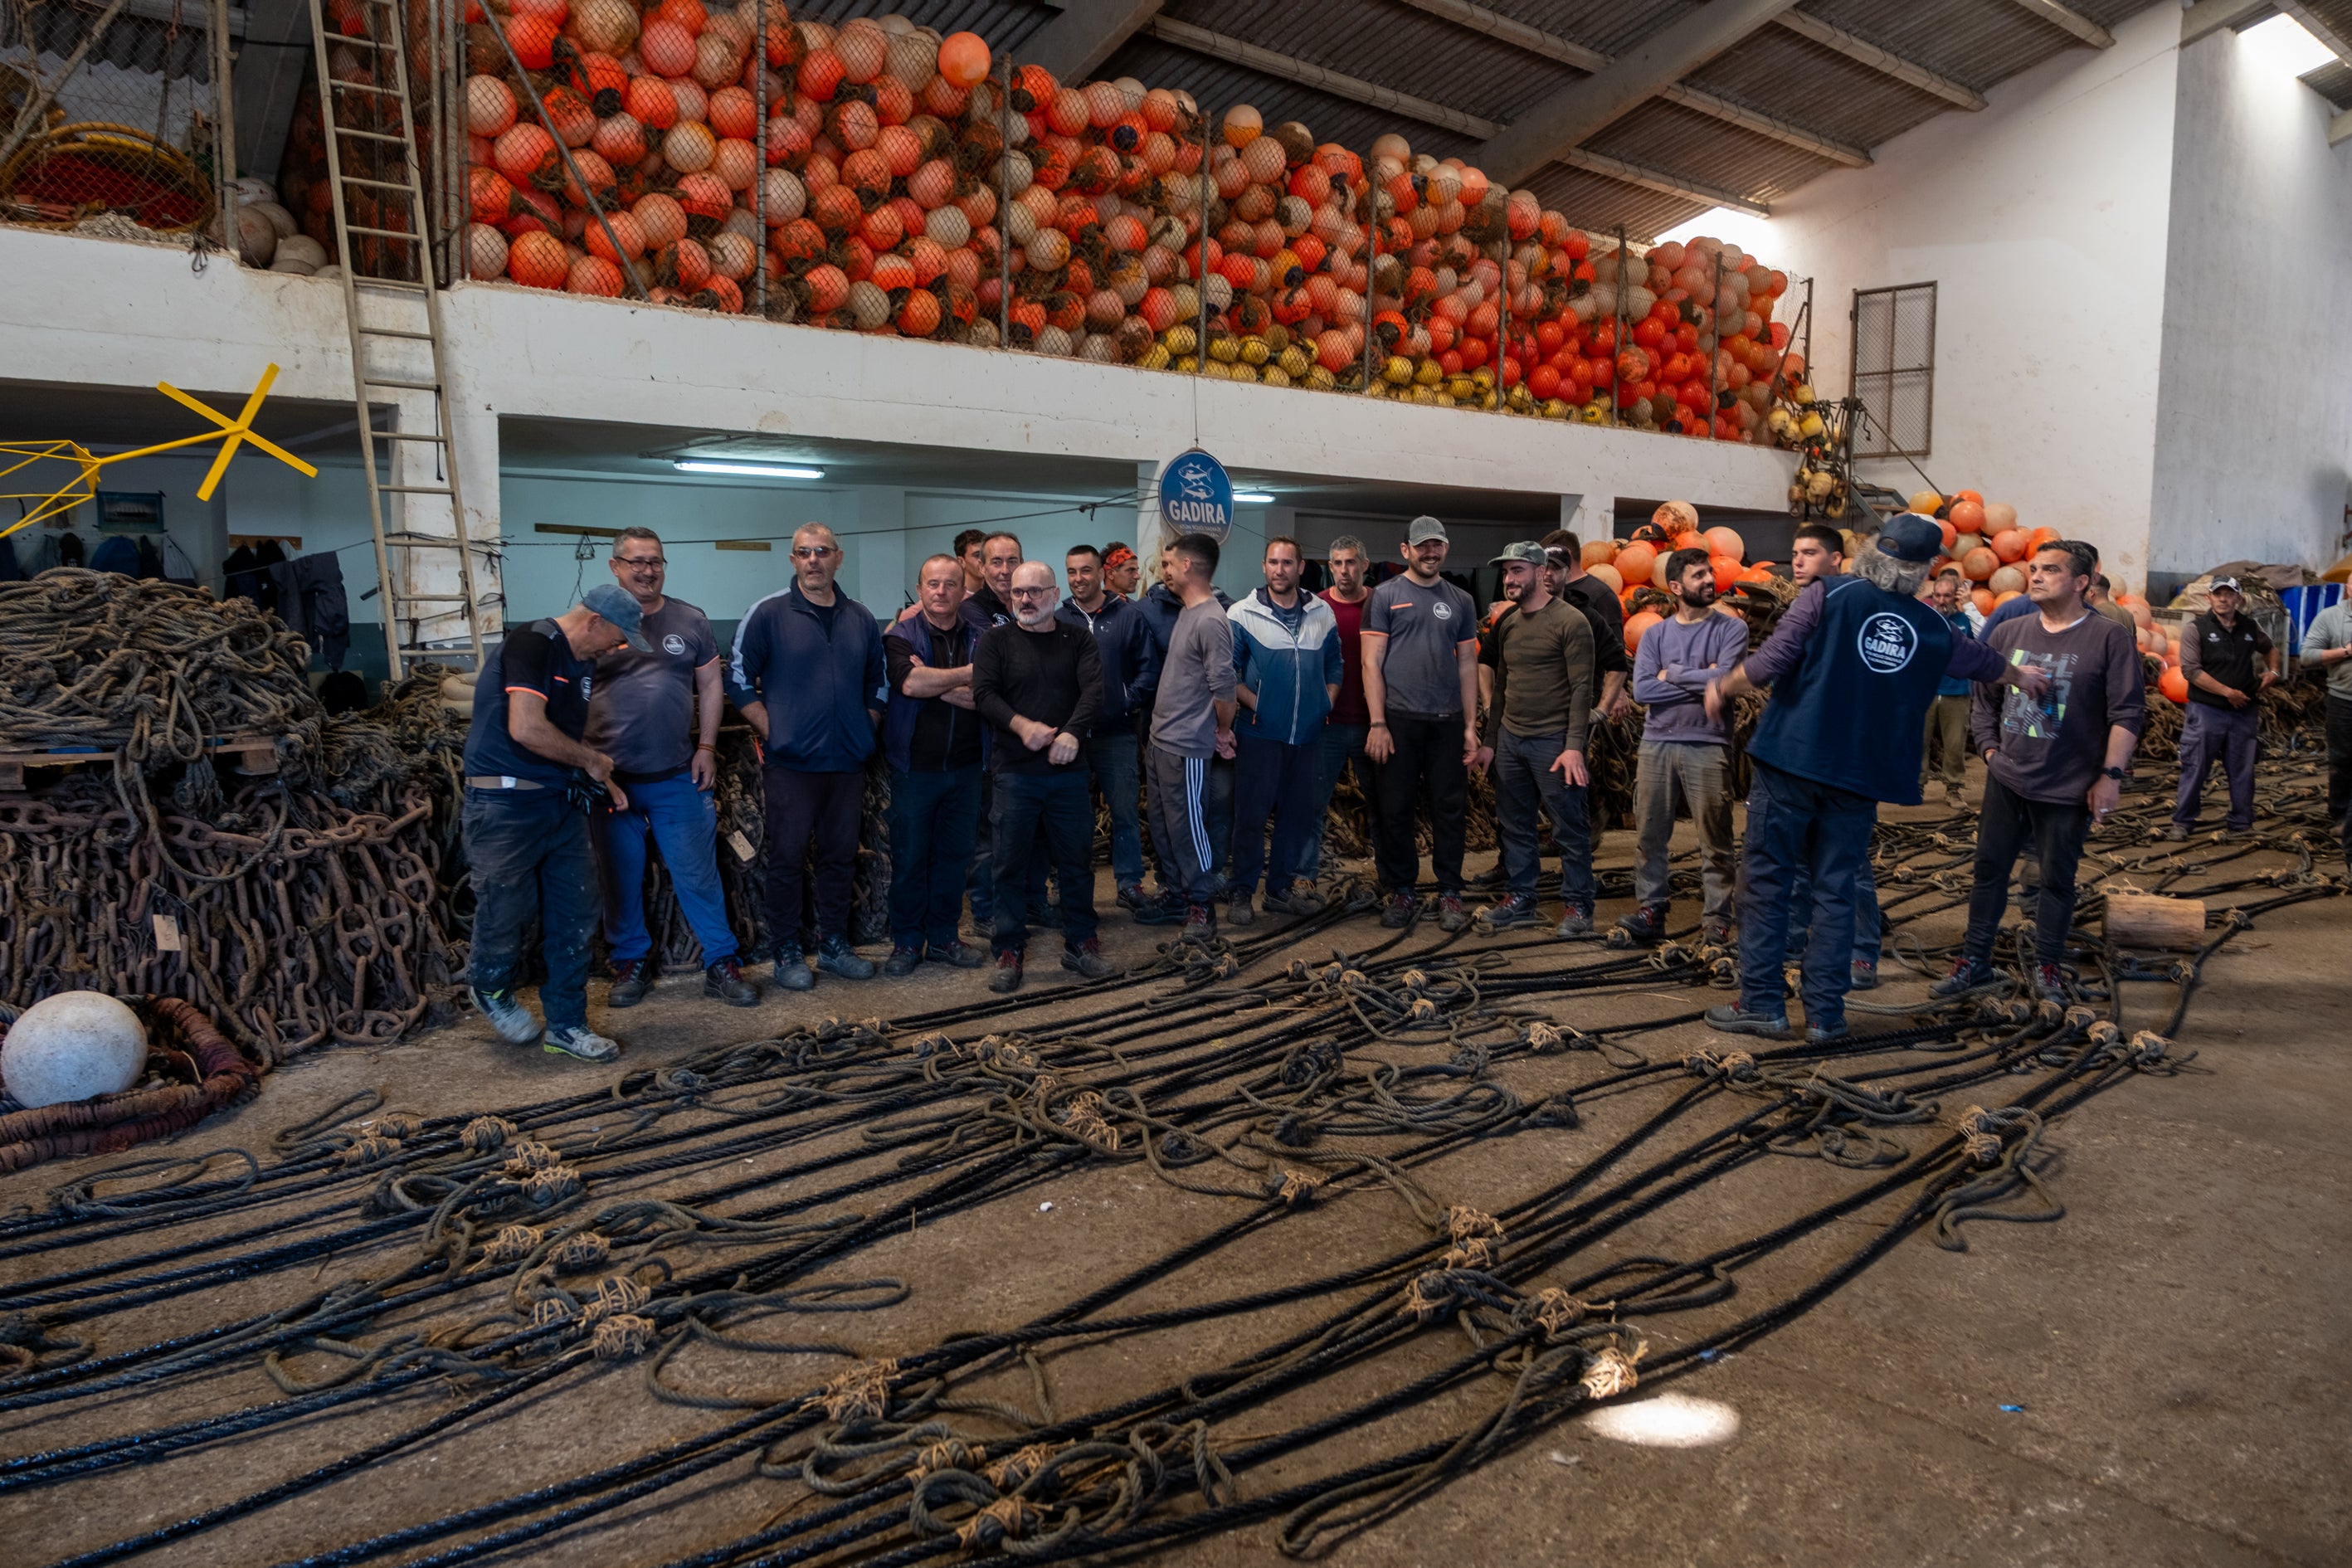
[583, 528, 755, 1008]
[2300, 598, 2352, 830]
[1361, 516, 1480, 928]
[1144, 533, 1237, 933]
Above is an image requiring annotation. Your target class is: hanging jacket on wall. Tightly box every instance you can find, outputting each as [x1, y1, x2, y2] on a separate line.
[134, 537, 163, 580]
[158, 535, 199, 585]
[223, 543, 264, 605]
[89, 534, 142, 576]
[0, 535, 21, 582]
[267, 553, 353, 670]
[251, 540, 288, 614]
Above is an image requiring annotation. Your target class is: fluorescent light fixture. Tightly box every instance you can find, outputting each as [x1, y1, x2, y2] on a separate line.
[1233, 491, 1277, 504]
[672, 459, 825, 480]
[2242, 13, 2335, 79]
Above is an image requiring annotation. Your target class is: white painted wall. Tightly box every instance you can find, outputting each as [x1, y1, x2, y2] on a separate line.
[1660, 4, 2185, 594]
[2147, 26, 2352, 579]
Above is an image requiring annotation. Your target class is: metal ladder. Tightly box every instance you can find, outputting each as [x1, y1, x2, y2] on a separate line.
[307, 0, 489, 678]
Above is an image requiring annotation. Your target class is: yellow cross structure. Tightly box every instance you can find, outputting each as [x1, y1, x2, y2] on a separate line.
[0, 363, 319, 541]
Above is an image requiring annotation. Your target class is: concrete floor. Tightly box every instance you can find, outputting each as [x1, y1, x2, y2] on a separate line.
[2, 787, 2346, 1568]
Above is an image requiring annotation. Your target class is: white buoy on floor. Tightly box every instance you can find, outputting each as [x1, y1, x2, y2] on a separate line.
[1, 993, 149, 1108]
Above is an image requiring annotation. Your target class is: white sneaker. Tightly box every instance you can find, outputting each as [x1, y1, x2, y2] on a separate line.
[541, 1024, 621, 1064]
[472, 985, 539, 1045]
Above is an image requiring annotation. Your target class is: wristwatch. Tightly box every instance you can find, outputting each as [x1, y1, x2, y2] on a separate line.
[2101, 766, 2126, 782]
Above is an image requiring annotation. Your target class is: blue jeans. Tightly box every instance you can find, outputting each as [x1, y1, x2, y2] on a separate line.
[1738, 761, 1876, 1032]
[1304, 721, 1371, 879]
[1087, 728, 1146, 890]
[888, 764, 982, 950]
[989, 770, 1100, 956]
[591, 772, 737, 967]
[1494, 729, 1593, 910]
[465, 787, 597, 1031]
[1230, 732, 1319, 897]
[1787, 847, 1882, 964]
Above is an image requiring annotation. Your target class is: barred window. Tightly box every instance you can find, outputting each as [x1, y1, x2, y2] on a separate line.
[1850, 282, 1936, 459]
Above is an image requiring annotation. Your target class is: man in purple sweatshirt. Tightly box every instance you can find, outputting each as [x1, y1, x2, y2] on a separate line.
[1619, 548, 1748, 943]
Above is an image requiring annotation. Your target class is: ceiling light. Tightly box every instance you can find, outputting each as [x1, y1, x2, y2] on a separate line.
[1233, 491, 1276, 504]
[672, 460, 825, 480]
[2242, 13, 2335, 79]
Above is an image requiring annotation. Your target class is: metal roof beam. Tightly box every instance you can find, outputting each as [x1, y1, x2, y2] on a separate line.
[2181, 0, 2272, 46]
[1142, 16, 1501, 138]
[1475, 0, 1803, 185]
[1557, 149, 1770, 219]
[2001, 0, 2113, 48]
[1394, 0, 1868, 168]
[1775, 10, 1987, 111]
[1019, 0, 1166, 84]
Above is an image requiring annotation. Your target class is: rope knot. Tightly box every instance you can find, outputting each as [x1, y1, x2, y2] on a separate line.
[1407, 996, 1439, 1021]
[2126, 1029, 2174, 1064]
[580, 1275, 651, 1325]
[817, 1357, 898, 1423]
[590, 1312, 655, 1360]
[551, 1231, 611, 1273]
[913, 1033, 955, 1057]
[955, 1496, 1042, 1552]
[1579, 1339, 1646, 1399]
[522, 1165, 583, 1206]
[983, 1443, 1057, 1489]
[369, 1113, 423, 1140]
[911, 1438, 986, 1477]
[504, 1140, 561, 1173]
[530, 1296, 575, 1328]
[460, 1115, 518, 1153]
[480, 1225, 542, 1265]
[1527, 1288, 1590, 1336]
[1271, 1168, 1324, 1206]
[1441, 1205, 1503, 1269]
[1054, 1091, 1122, 1152]
[338, 1133, 402, 1166]
[1398, 968, 1429, 991]
[1522, 1021, 1566, 1053]
[1338, 968, 1366, 987]
[1955, 1104, 2003, 1166]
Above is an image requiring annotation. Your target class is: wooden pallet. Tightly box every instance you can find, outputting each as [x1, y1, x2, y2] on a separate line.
[0, 734, 278, 793]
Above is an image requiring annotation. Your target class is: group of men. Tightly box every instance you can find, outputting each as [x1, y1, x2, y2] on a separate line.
[458, 499, 2280, 1060]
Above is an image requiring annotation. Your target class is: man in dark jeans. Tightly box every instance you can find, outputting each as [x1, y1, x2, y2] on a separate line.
[1478, 541, 1596, 937]
[728, 523, 888, 991]
[1303, 533, 1374, 882]
[2300, 595, 2352, 850]
[1936, 541, 2144, 1002]
[2169, 577, 2277, 840]
[972, 562, 1117, 993]
[462, 583, 649, 1064]
[1361, 516, 1482, 931]
[1059, 543, 1160, 908]
[879, 553, 990, 976]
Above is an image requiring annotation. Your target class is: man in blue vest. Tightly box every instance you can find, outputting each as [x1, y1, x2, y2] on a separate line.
[879, 553, 990, 976]
[1701, 513, 2049, 1042]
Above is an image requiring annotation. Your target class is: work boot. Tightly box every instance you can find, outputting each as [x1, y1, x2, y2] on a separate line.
[471, 984, 540, 1045]
[1704, 1003, 1790, 1039]
[2162, 824, 2190, 842]
[1436, 894, 1470, 933]
[1929, 956, 1997, 999]
[1849, 957, 1878, 991]
[1805, 1022, 1853, 1045]
[1702, 916, 1734, 947]
[2033, 962, 2068, 1004]
[1181, 903, 1215, 940]
[1469, 862, 1508, 891]
[1381, 892, 1418, 928]
[542, 1023, 621, 1063]
[1116, 883, 1148, 911]
[1030, 902, 1064, 931]
[931, 940, 986, 969]
[816, 937, 876, 980]
[772, 943, 815, 992]
[704, 958, 757, 1006]
[1130, 891, 1183, 925]
[1061, 938, 1118, 979]
[1553, 905, 1595, 940]
[606, 958, 654, 1009]
[882, 945, 923, 977]
[1944, 785, 1965, 808]
[989, 952, 1025, 994]
[1614, 903, 1668, 942]
[1480, 893, 1540, 931]
[1226, 891, 1256, 928]
[1263, 884, 1325, 917]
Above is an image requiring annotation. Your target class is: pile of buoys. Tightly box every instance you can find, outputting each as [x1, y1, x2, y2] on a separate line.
[1580, 500, 1779, 656]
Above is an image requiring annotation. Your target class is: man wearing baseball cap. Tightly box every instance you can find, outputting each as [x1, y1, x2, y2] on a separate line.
[462, 581, 654, 1064]
[1477, 540, 1597, 936]
[2168, 576, 2277, 840]
[1361, 516, 1482, 930]
[1701, 514, 2049, 1043]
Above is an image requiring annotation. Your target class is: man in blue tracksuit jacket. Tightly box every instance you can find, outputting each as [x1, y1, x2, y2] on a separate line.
[728, 523, 889, 991]
[1058, 544, 1161, 904]
[1227, 536, 1345, 922]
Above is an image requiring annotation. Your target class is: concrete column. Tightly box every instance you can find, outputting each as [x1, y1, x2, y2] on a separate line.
[1562, 492, 1614, 542]
[1133, 457, 1168, 567]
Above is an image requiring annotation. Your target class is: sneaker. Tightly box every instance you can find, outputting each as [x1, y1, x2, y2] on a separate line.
[1928, 957, 1996, 999]
[1263, 885, 1326, 917]
[1381, 893, 1418, 928]
[1701, 917, 1734, 946]
[1704, 1003, 1790, 1039]
[1030, 903, 1064, 931]
[472, 984, 539, 1045]
[1481, 893, 1540, 931]
[1469, 862, 1508, 891]
[2033, 962, 2067, 1003]
[1116, 884, 1148, 911]
[2162, 824, 2190, 842]
[1181, 903, 1215, 940]
[1226, 891, 1256, 928]
[543, 1023, 621, 1063]
[1849, 957, 1878, 991]
[816, 937, 876, 980]
[1436, 895, 1470, 933]
[1614, 903, 1668, 942]
[606, 958, 654, 1009]
[1061, 939, 1117, 979]
[1944, 786, 1965, 808]
[1554, 906, 1595, 939]
[1129, 892, 1183, 926]
[772, 944, 815, 992]
[931, 940, 986, 970]
[989, 952, 1024, 994]
[882, 945, 923, 977]
[1806, 1022, 1852, 1045]
[704, 958, 758, 1006]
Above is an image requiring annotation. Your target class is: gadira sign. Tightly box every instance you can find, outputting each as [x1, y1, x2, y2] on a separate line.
[1157, 448, 1234, 544]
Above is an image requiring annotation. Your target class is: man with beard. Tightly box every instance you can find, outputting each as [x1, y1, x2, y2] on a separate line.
[1102, 543, 1142, 600]
[1362, 517, 1481, 931]
[1476, 541, 1595, 936]
[1619, 547, 1745, 943]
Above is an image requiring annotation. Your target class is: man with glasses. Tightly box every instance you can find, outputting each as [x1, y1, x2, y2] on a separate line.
[729, 523, 888, 991]
[586, 528, 757, 1010]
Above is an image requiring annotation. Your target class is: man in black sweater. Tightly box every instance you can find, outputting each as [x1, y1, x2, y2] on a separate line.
[972, 562, 1115, 993]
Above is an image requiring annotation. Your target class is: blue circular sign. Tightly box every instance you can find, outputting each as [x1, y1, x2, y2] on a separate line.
[1158, 449, 1233, 544]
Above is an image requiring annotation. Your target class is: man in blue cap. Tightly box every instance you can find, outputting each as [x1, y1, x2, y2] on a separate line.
[463, 582, 652, 1064]
[1701, 514, 2049, 1043]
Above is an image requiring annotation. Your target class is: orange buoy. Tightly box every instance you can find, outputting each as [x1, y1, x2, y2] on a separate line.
[1947, 498, 1984, 534]
[465, 75, 516, 137]
[1587, 562, 1623, 594]
[937, 32, 990, 90]
[2160, 666, 2189, 704]
[567, 255, 625, 296]
[1624, 610, 1663, 656]
[1702, 525, 1743, 562]
[1960, 548, 1998, 582]
[1990, 528, 2028, 563]
[1708, 553, 1741, 592]
[1614, 540, 1657, 587]
[507, 229, 567, 289]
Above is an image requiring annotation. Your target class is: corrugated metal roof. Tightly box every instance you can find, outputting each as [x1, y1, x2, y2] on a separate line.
[1583, 97, 1836, 206]
[1798, 0, 2078, 92]
[1101, 36, 1488, 158]
[1518, 160, 1703, 240]
[2297, 0, 2352, 44]
[1682, 23, 1950, 150]
[1493, 0, 1698, 60]
[2302, 59, 2352, 111]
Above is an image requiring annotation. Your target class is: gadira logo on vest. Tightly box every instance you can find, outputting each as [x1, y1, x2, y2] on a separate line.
[1856, 611, 1920, 674]
[1158, 448, 1233, 544]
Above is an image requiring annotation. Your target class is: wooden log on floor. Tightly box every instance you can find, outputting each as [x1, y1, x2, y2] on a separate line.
[2104, 892, 2208, 951]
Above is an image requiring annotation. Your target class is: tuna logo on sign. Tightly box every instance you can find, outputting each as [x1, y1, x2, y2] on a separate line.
[1158, 448, 1233, 544]
[1856, 612, 1919, 674]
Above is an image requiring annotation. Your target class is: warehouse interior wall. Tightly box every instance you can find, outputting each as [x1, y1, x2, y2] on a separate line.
[2148, 23, 2352, 585]
[1661, 3, 2184, 593]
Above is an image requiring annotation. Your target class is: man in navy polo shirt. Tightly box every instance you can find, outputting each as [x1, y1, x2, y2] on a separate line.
[1702, 514, 2049, 1043]
[463, 582, 650, 1064]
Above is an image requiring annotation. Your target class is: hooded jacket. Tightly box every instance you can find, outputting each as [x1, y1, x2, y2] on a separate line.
[1055, 592, 1160, 735]
[1230, 587, 1344, 747]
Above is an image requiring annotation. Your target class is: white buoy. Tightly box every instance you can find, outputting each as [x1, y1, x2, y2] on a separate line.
[1, 993, 149, 1108]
